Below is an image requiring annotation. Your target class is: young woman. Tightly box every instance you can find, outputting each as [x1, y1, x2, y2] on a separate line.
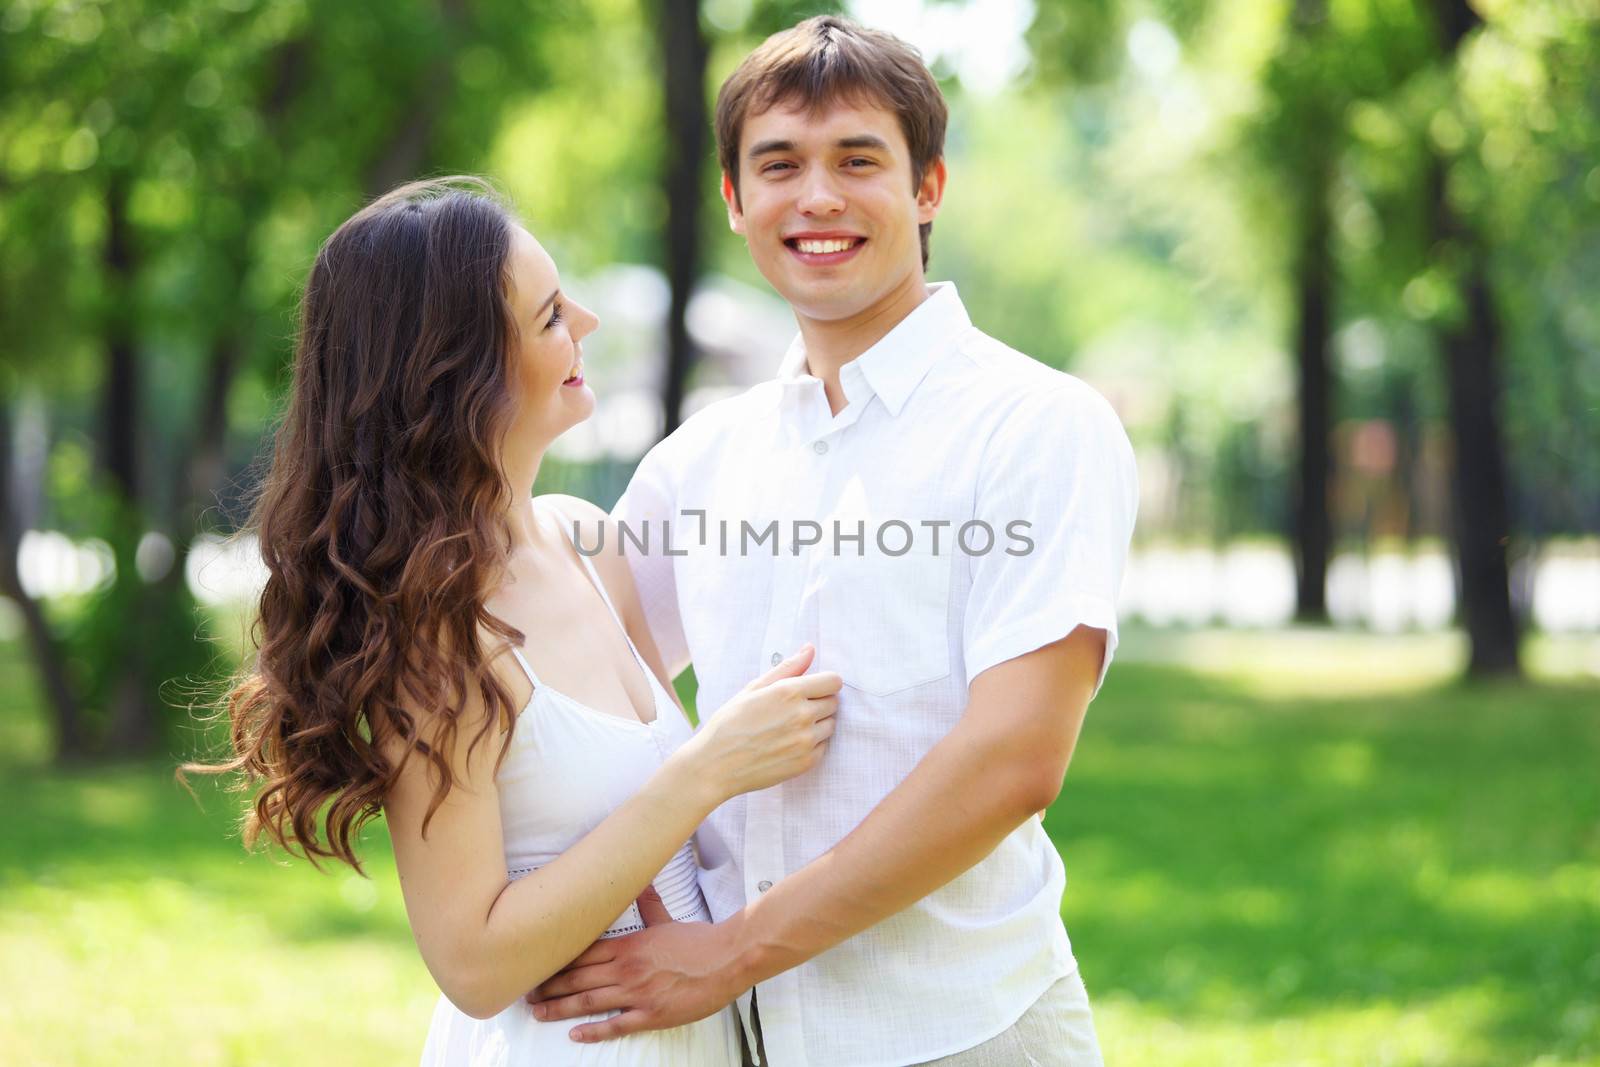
[200, 177, 840, 1064]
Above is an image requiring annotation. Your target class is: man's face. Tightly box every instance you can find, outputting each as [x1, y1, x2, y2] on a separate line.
[724, 98, 944, 323]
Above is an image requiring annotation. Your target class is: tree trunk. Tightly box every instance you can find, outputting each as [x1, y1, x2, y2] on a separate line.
[1389, 371, 1421, 543]
[1431, 166, 1520, 675]
[1429, 0, 1520, 677]
[101, 170, 139, 502]
[167, 334, 243, 534]
[98, 170, 164, 754]
[1444, 266, 1520, 676]
[1292, 152, 1334, 621]
[164, 33, 311, 536]
[656, 0, 708, 436]
[0, 403, 90, 761]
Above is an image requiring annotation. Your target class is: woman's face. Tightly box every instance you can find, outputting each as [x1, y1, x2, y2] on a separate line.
[504, 224, 600, 444]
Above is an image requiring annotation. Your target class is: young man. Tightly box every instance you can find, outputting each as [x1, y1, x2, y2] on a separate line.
[529, 16, 1137, 1066]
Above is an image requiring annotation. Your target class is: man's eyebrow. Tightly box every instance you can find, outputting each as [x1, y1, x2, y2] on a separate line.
[836, 135, 890, 151]
[747, 135, 891, 159]
[747, 138, 796, 158]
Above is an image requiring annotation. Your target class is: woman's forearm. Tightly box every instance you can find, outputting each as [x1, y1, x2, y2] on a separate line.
[415, 649, 828, 1018]
[442, 749, 721, 1018]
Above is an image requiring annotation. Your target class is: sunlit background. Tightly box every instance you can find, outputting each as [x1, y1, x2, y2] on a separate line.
[2, 0, 1597, 1064]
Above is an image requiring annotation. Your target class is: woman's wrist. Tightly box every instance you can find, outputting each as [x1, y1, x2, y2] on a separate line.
[657, 739, 730, 815]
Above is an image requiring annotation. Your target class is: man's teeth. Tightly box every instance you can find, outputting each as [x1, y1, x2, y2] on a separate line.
[795, 238, 858, 254]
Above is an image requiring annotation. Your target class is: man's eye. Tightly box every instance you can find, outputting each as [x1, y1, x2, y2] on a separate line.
[762, 161, 795, 173]
[845, 158, 876, 168]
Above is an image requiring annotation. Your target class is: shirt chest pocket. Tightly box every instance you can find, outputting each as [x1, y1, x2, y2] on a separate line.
[817, 545, 953, 695]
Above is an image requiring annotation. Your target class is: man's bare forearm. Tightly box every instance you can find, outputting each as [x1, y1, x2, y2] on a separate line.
[722, 724, 1045, 983]
[720, 629, 1102, 986]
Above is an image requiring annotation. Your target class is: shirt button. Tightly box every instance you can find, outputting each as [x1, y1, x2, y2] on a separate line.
[770, 652, 782, 666]
[757, 880, 773, 893]
[813, 440, 829, 455]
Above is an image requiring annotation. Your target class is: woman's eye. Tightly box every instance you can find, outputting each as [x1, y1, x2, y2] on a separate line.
[544, 302, 564, 331]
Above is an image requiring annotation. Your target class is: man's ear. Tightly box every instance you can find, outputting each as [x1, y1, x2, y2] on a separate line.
[916, 157, 947, 225]
[721, 171, 746, 235]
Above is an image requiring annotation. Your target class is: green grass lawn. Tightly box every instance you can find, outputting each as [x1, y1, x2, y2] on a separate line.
[1, 627, 1596, 1066]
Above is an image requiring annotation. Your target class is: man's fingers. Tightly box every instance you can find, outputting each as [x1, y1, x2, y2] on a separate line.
[530, 985, 631, 1022]
[524, 942, 617, 1004]
[568, 1008, 654, 1043]
[528, 961, 617, 1002]
[566, 939, 618, 969]
[636, 884, 672, 927]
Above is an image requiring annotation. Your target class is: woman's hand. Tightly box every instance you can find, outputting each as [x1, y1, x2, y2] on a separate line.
[676, 644, 840, 801]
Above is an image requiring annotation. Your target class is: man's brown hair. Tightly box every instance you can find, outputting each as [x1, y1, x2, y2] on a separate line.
[715, 15, 949, 269]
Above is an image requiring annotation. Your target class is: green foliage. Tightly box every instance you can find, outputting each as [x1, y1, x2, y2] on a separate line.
[490, 0, 665, 272]
[4, 0, 1598, 761]
[1018, 0, 1600, 543]
[0, 0, 575, 758]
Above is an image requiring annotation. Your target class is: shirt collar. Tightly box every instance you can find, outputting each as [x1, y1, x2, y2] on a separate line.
[774, 282, 971, 418]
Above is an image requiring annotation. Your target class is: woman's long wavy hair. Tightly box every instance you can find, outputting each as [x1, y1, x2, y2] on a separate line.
[185, 177, 531, 873]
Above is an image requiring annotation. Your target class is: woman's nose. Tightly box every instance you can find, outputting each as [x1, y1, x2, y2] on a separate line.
[573, 300, 600, 339]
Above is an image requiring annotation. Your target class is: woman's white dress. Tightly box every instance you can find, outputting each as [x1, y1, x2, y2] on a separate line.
[418, 520, 742, 1066]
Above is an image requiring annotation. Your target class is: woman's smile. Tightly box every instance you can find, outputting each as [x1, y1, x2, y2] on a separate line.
[562, 354, 585, 387]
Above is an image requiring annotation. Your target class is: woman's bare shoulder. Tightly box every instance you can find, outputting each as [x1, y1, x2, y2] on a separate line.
[535, 492, 619, 578]
[533, 493, 668, 684]
[536, 492, 607, 524]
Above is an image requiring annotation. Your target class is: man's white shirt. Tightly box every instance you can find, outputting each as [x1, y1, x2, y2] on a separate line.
[613, 282, 1138, 1066]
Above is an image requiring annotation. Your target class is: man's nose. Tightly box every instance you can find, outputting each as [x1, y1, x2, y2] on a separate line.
[796, 172, 846, 216]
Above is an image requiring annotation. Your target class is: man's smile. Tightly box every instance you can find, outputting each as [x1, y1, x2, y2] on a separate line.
[783, 231, 867, 265]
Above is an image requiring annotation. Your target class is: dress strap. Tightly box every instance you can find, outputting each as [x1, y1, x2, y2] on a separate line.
[508, 644, 541, 688]
[544, 500, 674, 718]
[549, 507, 630, 637]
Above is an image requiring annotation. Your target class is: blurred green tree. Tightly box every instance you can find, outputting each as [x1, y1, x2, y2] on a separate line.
[657, 0, 710, 434]
[1426, 0, 1519, 675]
[0, 0, 557, 760]
[1024, 0, 1599, 673]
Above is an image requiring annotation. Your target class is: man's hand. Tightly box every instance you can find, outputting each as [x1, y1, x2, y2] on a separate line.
[525, 887, 747, 1042]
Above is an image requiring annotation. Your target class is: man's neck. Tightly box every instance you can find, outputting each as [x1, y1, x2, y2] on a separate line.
[796, 273, 931, 414]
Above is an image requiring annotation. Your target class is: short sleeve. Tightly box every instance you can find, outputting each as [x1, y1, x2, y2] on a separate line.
[613, 439, 691, 677]
[962, 382, 1138, 697]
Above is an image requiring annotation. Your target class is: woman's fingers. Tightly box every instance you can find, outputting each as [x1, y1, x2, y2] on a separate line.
[743, 644, 815, 690]
[784, 670, 842, 699]
[808, 695, 839, 719]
